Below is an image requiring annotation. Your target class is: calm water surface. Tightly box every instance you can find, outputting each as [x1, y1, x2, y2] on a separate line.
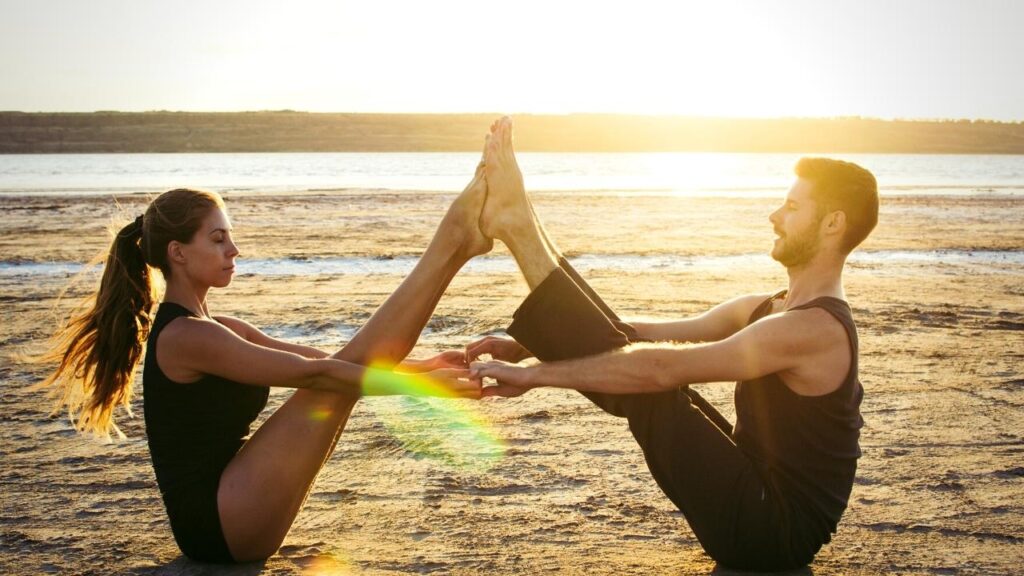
[1, 153, 1022, 196]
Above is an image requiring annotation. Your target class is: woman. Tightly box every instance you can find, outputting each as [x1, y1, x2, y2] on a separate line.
[40, 160, 492, 562]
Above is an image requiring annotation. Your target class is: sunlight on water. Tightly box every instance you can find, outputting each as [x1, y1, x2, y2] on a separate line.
[5, 250, 1023, 278]
[361, 362, 505, 471]
[2, 152, 1022, 195]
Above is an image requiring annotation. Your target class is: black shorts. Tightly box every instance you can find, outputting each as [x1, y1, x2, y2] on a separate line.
[159, 453, 235, 563]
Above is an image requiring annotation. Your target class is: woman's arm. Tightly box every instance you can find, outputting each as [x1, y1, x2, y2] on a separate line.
[216, 315, 469, 372]
[159, 317, 479, 398]
[215, 315, 327, 358]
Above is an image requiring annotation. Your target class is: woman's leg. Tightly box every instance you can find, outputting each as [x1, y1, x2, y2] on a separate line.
[217, 165, 491, 561]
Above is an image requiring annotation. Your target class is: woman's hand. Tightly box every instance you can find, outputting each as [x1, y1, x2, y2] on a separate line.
[422, 350, 470, 370]
[396, 350, 469, 374]
[421, 368, 482, 399]
[470, 360, 536, 398]
[465, 336, 532, 364]
[362, 366, 480, 399]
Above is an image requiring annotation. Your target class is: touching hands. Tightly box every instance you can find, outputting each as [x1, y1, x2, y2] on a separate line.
[368, 350, 477, 398]
[393, 351, 481, 398]
[420, 367, 483, 399]
[470, 360, 536, 398]
[462, 336, 537, 398]
[397, 337, 536, 400]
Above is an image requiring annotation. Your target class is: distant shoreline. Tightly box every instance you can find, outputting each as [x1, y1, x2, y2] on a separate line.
[2, 112, 1023, 154]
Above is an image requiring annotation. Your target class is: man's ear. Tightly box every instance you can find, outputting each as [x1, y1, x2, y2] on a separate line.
[167, 240, 186, 266]
[822, 210, 846, 237]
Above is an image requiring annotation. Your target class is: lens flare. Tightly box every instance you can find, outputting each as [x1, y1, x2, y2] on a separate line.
[309, 408, 334, 422]
[300, 552, 356, 575]
[361, 361, 505, 471]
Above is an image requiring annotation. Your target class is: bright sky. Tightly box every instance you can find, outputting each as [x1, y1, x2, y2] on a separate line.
[1, 0, 1021, 120]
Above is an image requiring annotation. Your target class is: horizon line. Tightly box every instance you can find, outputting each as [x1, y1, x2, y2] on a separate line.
[2, 110, 1022, 125]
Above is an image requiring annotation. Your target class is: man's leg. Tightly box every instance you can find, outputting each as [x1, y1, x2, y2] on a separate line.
[481, 118, 793, 569]
[503, 134, 736, 434]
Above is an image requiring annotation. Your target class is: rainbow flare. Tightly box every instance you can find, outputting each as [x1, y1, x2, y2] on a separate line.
[360, 361, 506, 471]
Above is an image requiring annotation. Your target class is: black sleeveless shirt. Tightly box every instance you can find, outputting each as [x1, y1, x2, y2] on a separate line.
[143, 303, 269, 498]
[733, 291, 864, 536]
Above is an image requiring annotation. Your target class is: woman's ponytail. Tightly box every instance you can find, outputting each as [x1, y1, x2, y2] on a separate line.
[39, 214, 156, 438]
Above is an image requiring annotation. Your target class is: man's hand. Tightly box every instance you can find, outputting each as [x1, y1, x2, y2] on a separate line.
[465, 336, 532, 363]
[470, 360, 536, 398]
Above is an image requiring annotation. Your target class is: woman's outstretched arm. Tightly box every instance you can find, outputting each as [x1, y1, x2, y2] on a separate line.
[216, 315, 469, 371]
[159, 316, 479, 398]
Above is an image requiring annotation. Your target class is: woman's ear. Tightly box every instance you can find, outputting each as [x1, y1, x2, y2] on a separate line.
[167, 240, 186, 266]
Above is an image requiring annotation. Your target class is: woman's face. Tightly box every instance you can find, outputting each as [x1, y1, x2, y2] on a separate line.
[177, 207, 239, 288]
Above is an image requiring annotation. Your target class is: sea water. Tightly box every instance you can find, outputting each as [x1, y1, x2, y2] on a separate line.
[1, 152, 1022, 197]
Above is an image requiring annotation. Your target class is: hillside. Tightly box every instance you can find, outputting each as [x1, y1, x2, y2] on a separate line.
[1, 112, 1022, 153]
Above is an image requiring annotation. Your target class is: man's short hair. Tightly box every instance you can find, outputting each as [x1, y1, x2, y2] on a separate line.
[795, 157, 879, 254]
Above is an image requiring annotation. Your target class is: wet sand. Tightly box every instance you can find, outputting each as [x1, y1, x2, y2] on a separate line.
[1, 191, 1022, 575]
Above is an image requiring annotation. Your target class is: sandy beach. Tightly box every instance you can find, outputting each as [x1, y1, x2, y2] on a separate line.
[1, 190, 1022, 575]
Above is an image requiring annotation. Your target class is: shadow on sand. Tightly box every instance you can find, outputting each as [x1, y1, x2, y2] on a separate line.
[710, 564, 814, 576]
[140, 556, 267, 576]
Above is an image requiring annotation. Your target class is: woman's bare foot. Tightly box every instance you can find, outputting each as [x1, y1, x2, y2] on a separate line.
[438, 161, 493, 260]
[479, 117, 536, 243]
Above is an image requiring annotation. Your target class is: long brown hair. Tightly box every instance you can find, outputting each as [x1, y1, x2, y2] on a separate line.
[39, 188, 224, 437]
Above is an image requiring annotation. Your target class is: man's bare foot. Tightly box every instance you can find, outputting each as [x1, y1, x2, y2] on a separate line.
[479, 117, 536, 242]
[438, 161, 492, 259]
[481, 119, 562, 258]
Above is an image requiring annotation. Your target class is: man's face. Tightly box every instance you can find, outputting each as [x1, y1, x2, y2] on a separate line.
[769, 178, 824, 268]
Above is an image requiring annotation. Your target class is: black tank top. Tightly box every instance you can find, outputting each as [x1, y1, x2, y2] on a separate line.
[143, 303, 269, 496]
[733, 291, 864, 535]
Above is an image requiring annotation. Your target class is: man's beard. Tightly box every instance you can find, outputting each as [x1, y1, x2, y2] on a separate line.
[771, 224, 821, 268]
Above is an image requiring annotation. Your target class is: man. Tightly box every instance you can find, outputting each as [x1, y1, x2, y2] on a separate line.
[468, 117, 878, 571]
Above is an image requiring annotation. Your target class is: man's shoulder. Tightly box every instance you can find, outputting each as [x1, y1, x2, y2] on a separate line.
[725, 291, 784, 324]
[775, 305, 851, 355]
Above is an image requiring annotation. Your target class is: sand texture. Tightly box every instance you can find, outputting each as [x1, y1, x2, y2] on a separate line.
[1, 191, 1022, 575]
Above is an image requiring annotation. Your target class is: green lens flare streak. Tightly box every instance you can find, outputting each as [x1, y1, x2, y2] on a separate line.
[359, 363, 506, 471]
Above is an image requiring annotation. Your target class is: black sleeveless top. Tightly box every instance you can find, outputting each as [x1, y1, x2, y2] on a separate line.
[143, 303, 269, 498]
[733, 291, 864, 536]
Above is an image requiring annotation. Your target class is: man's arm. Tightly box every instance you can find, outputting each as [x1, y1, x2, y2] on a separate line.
[463, 293, 774, 365]
[473, 308, 845, 397]
[629, 293, 773, 343]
